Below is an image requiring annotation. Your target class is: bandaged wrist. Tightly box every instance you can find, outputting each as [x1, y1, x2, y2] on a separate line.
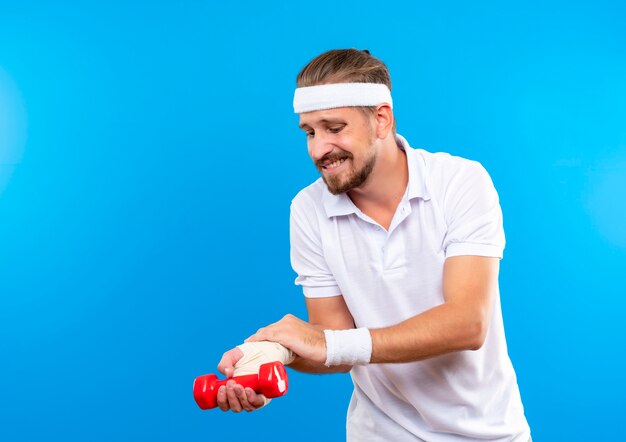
[235, 342, 295, 376]
[324, 327, 372, 367]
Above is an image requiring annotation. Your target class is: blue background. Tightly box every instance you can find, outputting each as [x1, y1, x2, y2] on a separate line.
[1, 1, 625, 440]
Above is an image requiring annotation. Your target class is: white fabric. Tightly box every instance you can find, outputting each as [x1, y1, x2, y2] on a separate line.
[289, 134, 530, 441]
[324, 328, 372, 366]
[233, 341, 295, 408]
[234, 341, 295, 376]
[293, 82, 393, 114]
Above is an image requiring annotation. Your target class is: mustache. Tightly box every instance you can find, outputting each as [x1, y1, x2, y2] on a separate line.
[315, 151, 353, 169]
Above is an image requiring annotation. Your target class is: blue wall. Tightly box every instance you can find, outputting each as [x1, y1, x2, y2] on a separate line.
[1, 1, 624, 440]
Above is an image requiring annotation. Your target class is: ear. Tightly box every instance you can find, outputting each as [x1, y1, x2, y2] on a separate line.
[374, 104, 394, 139]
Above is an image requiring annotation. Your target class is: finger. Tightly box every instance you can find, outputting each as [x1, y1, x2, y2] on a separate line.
[244, 335, 258, 343]
[216, 385, 229, 412]
[246, 326, 275, 343]
[244, 328, 265, 343]
[225, 380, 243, 413]
[234, 385, 255, 412]
[282, 313, 296, 322]
[245, 387, 268, 409]
[217, 354, 234, 376]
[217, 347, 244, 376]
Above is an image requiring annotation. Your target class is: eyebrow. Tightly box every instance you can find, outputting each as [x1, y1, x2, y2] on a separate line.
[298, 118, 346, 130]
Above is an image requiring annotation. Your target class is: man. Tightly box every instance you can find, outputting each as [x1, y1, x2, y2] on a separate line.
[217, 49, 531, 441]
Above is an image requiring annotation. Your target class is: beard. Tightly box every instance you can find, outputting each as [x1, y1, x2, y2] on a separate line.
[316, 143, 378, 195]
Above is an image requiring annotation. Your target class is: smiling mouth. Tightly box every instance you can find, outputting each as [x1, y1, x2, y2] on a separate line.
[322, 158, 347, 170]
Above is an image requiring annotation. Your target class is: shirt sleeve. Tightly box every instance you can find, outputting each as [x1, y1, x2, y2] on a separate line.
[442, 161, 506, 259]
[290, 194, 342, 298]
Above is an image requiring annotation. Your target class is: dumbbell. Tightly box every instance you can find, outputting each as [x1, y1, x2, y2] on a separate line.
[193, 361, 289, 410]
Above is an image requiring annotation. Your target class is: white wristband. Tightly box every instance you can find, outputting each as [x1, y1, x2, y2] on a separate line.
[324, 327, 372, 367]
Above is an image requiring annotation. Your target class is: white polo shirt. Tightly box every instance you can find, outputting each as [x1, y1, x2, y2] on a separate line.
[290, 134, 530, 441]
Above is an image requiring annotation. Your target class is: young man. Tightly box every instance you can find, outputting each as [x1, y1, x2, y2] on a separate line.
[217, 49, 531, 441]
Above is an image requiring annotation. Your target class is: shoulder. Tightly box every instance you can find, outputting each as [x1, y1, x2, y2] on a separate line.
[413, 148, 494, 198]
[292, 178, 324, 206]
[291, 178, 326, 216]
[418, 148, 488, 182]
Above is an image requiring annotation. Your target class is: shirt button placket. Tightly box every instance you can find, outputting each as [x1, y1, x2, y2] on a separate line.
[373, 224, 386, 269]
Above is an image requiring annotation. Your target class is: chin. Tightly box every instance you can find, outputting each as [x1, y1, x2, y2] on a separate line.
[323, 177, 347, 195]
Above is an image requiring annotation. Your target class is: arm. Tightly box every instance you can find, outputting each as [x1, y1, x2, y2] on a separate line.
[214, 296, 355, 411]
[288, 296, 355, 374]
[248, 255, 498, 365]
[370, 255, 498, 362]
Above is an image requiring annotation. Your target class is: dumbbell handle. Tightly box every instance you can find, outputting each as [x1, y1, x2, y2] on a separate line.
[193, 361, 288, 410]
[212, 373, 259, 394]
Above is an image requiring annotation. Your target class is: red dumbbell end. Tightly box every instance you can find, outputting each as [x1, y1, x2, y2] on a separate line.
[193, 374, 219, 410]
[257, 362, 289, 398]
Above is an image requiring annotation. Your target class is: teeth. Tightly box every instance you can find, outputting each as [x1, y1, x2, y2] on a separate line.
[324, 158, 346, 169]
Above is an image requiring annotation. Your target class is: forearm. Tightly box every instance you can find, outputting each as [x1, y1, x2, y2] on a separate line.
[370, 302, 488, 363]
[288, 355, 351, 374]
[367, 256, 497, 364]
[288, 321, 352, 373]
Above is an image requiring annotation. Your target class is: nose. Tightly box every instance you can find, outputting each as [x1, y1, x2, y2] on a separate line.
[308, 132, 335, 162]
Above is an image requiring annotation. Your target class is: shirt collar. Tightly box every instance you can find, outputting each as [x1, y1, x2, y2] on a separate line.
[397, 133, 431, 202]
[322, 133, 430, 219]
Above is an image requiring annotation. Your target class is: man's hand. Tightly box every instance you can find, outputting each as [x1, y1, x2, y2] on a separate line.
[246, 314, 327, 364]
[215, 347, 267, 412]
[217, 347, 244, 378]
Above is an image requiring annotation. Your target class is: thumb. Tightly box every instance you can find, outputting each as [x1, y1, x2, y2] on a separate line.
[217, 347, 244, 378]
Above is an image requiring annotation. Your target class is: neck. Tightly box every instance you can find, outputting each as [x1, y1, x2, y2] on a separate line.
[348, 135, 408, 217]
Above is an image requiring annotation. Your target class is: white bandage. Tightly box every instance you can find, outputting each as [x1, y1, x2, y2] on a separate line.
[293, 82, 393, 114]
[234, 341, 295, 376]
[234, 341, 295, 408]
[324, 328, 372, 367]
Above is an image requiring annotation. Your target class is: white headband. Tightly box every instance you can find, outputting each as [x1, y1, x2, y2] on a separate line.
[293, 82, 393, 113]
